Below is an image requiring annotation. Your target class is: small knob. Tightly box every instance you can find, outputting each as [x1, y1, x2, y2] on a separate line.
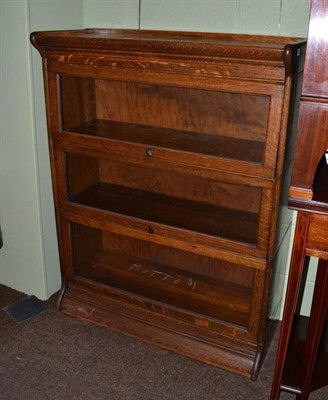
[146, 148, 153, 157]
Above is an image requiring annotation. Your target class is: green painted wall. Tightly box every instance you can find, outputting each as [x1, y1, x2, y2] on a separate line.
[0, 0, 82, 299]
[1, 0, 46, 297]
[83, 0, 311, 37]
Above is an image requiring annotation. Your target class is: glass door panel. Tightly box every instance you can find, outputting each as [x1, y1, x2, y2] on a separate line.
[65, 153, 261, 246]
[60, 76, 269, 164]
[70, 222, 254, 329]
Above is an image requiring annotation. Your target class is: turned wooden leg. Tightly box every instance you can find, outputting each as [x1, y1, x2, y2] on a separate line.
[270, 212, 310, 400]
[297, 258, 328, 400]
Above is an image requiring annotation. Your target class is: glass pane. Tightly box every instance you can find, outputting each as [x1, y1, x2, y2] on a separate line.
[60, 76, 269, 164]
[313, 150, 328, 203]
[66, 153, 261, 245]
[71, 223, 254, 328]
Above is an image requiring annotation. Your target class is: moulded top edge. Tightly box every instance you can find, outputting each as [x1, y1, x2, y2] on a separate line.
[32, 28, 305, 44]
[30, 28, 306, 57]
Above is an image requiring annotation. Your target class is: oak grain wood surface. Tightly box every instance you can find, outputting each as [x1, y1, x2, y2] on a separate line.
[31, 28, 306, 379]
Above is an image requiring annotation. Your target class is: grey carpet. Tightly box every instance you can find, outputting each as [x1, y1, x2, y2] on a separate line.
[0, 284, 327, 400]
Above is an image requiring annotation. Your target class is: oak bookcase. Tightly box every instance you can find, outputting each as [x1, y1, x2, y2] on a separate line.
[31, 29, 305, 378]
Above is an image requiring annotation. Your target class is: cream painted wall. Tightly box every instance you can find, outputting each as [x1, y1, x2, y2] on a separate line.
[0, 0, 82, 299]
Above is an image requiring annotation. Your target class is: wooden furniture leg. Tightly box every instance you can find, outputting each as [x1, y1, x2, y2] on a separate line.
[270, 212, 310, 400]
[296, 258, 328, 400]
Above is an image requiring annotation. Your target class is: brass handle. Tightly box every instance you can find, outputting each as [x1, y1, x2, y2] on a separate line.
[146, 148, 153, 157]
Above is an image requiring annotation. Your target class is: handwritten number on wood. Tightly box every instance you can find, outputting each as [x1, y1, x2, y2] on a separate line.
[128, 263, 197, 290]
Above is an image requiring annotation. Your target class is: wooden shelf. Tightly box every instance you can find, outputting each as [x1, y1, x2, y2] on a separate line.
[281, 316, 328, 394]
[68, 119, 264, 164]
[75, 249, 251, 327]
[72, 183, 259, 245]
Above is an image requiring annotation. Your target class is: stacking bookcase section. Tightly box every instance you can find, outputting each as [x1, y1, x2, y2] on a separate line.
[55, 73, 284, 178]
[31, 29, 306, 379]
[69, 221, 254, 329]
[60, 76, 268, 165]
[64, 152, 265, 250]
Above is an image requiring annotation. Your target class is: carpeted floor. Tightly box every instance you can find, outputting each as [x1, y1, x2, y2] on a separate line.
[0, 284, 327, 400]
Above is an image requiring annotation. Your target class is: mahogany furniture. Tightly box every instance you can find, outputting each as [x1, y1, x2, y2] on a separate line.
[271, 0, 328, 398]
[31, 29, 306, 379]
